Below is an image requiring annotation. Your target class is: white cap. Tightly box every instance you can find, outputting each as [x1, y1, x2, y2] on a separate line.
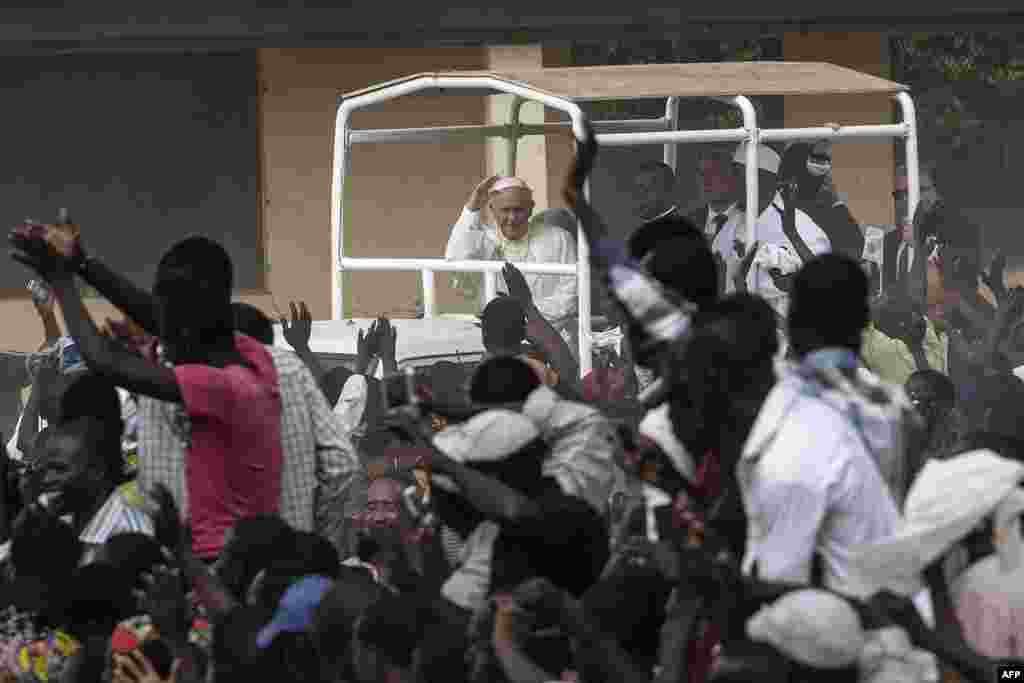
[491, 176, 532, 194]
[733, 142, 781, 175]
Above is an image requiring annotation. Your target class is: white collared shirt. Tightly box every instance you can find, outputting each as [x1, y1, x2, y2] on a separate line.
[711, 193, 831, 320]
[736, 371, 901, 598]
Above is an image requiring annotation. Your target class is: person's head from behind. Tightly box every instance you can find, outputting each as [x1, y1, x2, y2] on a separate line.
[212, 604, 275, 683]
[697, 146, 738, 207]
[11, 505, 81, 585]
[787, 254, 870, 359]
[233, 302, 275, 345]
[732, 142, 781, 213]
[256, 533, 341, 611]
[255, 576, 334, 683]
[905, 370, 956, 433]
[480, 296, 526, 357]
[22, 416, 122, 521]
[488, 177, 535, 241]
[633, 160, 676, 221]
[314, 568, 384, 683]
[215, 514, 295, 602]
[62, 562, 137, 635]
[351, 592, 424, 683]
[469, 355, 541, 405]
[153, 236, 235, 363]
[639, 225, 718, 310]
[669, 293, 779, 457]
[58, 372, 124, 439]
[95, 532, 165, 588]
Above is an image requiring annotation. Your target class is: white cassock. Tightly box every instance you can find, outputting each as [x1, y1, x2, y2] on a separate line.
[445, 206, 577, 325]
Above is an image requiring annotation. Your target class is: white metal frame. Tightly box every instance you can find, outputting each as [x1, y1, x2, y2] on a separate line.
[332, 75, 920, 379]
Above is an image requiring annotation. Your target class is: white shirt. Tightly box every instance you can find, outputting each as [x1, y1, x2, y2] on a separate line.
[638, 403, 695, 482]
[712, 193, 831, 320]
[737, 371, 902, 598]
[446, 206, 578, 323]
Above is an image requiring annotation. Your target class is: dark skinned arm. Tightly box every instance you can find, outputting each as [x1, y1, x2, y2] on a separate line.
[49, 274, 182, 403]
[78, 257, 161, 336]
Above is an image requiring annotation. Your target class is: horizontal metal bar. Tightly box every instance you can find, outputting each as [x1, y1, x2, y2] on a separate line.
[759, 124, 909, 142]
[340, 257, 577, 276]
[349, 117, 672, 144]
[596, 128, 749, 146]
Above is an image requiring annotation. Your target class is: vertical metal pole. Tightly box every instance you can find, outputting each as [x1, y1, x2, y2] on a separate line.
[331, 103, 353, 321]
[732, 96, 760, 295]
[895, 92, 920, 229]
[421, 270, 436, 318]
[663, 97, 680, 172]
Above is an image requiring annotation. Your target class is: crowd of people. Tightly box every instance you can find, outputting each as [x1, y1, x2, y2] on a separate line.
[0, 118, 1022, 683]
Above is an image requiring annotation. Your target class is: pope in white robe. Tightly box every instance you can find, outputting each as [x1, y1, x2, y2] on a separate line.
[445, 175, 577, 326]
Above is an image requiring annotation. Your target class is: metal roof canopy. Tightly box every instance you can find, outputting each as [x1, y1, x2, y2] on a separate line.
[332, 63, 920, 377]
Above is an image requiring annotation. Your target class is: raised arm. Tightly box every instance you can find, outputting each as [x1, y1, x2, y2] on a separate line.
[11, 224, 182, 402]
[43, 222, 162, 336]
[445, 175, 499, 260]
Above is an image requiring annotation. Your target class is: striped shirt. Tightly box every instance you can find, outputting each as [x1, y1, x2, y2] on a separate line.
[79, 481, 155, 562]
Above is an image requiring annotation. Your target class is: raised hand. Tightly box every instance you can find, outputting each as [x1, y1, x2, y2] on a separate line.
[9, 221, 72, 281]
[136, 564, 191, 651]
[281, 301, 313, 352]
[468, 175, 500, 212]
[562, 119, 598, 211]
[355, 319, 380, 374]
[377, 317, 398, 371]
[501, 262, 533, 307]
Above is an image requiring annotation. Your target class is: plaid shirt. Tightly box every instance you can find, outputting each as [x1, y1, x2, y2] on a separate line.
[136, 345, 359, 548]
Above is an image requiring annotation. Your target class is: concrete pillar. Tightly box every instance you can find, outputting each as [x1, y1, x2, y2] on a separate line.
[485, 45, 548, 208]
[783, 31, 896, 228]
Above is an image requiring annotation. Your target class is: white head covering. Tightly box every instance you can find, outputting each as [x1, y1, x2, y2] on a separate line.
[732, 142, 781, 175]
[490, 176, 532, 194]
[432, 410, 540, 464]
[746, 589, 865, 668]
[850, 450, 1024, 595]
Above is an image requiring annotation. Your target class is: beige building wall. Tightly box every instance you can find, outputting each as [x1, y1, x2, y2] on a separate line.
[783, 31, 896, 228]
[0, 35, 900, 352]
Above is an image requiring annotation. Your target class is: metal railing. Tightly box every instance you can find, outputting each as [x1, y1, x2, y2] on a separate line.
[332, 75, 920, 380]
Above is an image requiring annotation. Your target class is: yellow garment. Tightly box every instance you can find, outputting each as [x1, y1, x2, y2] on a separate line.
[861, 319, 948, 386]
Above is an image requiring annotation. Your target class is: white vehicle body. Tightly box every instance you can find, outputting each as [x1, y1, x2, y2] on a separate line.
[272, 316, 485, 377]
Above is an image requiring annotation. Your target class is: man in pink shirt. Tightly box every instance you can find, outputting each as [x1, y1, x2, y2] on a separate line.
[11, 226, 285, 560]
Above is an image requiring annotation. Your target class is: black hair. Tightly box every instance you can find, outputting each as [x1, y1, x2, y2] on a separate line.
[101, 532, 166, 588]
[635, 160, 676, 191]
[480, 297, 527, 354]
[641, 226, 719, 310]
[154, 236, 235, 349]
[669, 293, 779, 461]
[11, 507, 82, 584]
[905, 370, 956, 407]
[788, 253, 870, 357]
[313, 570, 385, 682]
[212, 605, 275, 683]
[258, 532, 341, 610]
[321, 365, 355, 409]
[58, 373, 122, 426]
[233, 302, 275, 345]
[469, 355, 541, 405]
[61, 562, 137, 633]
[218, 514, 296, 602]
